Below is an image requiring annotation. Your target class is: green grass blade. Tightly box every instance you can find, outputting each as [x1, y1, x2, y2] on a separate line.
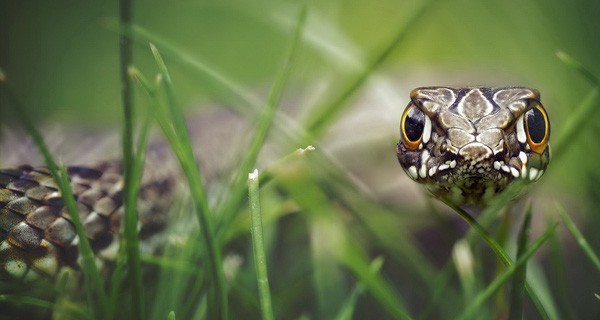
[107, 72, 155, 318]
[452, 240, 476, 308]
[508, 207, 533, 319]
[442, 199, 510, 263]
[457, 221, 558, 320]
[339, 243, 413, 320]
[334, 257, 384, 320]
[442, 199, 553, 320]
[417, 261, 457, 320]
[557, 204, 600, 272]
[136, 62, 213, 320]
[118, 0, 144, 316]
[2, 77, 107, 319]
[277, 158, 411, 319]
[149, 44, 227, 320]
[0, 294, 90, 319]
[248, 169, 275, 320]
[215, 5, 307, 236]
[554, 51, 600, 161]
[556, 50, 600, 86]
[130, 23, 262, 109]
[102, 16, 262, 110]
[0, 295, 51, 312]
[167, 311, 176, 320]
[303, 0, 440, 138]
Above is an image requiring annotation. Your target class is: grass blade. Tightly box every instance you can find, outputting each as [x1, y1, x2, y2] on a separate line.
[248, 169, 275, 320]
[452, 240, 476, 308]
[457, 221, 558, 320]
[339, 243, 412, 320]
[304, 0, 440, 138]
[118, 0, 145, 316]
[508, 207, 533, 319]
[2, 75, 107, 319]
[215, 5, 307, 236]
[0, 294, 90, 319]
[442, 198, 553, 319]
[334, 257, 384, 320]
[112, 90, 154, 320]
[557, 204, 600, 272]
[554, 51, 600, 161]
[556, 50, 600, 86]
[149, 44, 227, 320]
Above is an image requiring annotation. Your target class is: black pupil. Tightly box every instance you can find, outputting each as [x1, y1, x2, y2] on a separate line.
[405, 106, 425, 142]
[526, 107, 546, 143]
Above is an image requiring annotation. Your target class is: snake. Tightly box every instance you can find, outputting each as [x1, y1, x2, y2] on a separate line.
[0, 86, 550, 281]
[396, 87, 550, 205]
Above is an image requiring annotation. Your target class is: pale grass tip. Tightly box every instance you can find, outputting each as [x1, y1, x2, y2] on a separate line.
[249, 168, 259, 181]
[296, 145, 316, 156]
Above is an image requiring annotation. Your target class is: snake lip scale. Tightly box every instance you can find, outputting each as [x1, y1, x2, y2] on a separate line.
[397, 86, 550, 205]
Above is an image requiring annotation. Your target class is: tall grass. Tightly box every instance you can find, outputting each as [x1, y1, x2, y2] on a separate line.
[3, 1, 600, 319]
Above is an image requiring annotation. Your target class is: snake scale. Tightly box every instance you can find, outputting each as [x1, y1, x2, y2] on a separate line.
[0, 159, 175, 281]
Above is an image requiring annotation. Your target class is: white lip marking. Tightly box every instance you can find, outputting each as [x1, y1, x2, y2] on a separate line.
[510, 167, 520, 178]
[421, 150, 430, 163]
[516, 115, 526, 143]
[408, 166, 418, 179]
[419, 165, 427, 178]
[519, 151, 528, 164]
[493, 161, 502, 170]
[449, 160, 457, 168]
[438, 164, 450, 171]
[428, 166, 437, 177]
[422, 116, 432, 143]
[529, 168, 539, 181]
[419, 150, 430, 178]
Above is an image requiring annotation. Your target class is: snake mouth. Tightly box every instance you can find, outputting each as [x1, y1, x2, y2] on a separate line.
[423, 164, 515, 205]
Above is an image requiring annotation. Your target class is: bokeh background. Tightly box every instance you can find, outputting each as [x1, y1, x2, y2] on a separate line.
[2, 0, 600, 319]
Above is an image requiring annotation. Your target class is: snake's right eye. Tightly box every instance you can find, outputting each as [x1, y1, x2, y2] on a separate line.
[524, 101, 550, 154]
[401, 103, 426, 150]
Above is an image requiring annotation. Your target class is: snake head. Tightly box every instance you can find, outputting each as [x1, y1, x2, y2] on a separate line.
[396, 87, 550, 205]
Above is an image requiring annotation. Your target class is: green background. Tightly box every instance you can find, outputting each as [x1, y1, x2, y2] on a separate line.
[2, 0, 600, 318]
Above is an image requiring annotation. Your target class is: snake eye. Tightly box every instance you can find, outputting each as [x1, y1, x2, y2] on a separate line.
[401, 103, 426, 150]
[524, 101, 550, 154]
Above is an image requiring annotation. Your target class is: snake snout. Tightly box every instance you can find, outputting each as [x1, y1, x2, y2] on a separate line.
[458, 142, 493, 162]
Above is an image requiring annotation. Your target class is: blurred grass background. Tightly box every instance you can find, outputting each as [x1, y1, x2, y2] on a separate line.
[2, 0, 600, 319]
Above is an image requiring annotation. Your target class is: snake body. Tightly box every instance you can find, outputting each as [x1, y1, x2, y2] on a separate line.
[0, 161, 174, 281]
[396, 87, 550, 205]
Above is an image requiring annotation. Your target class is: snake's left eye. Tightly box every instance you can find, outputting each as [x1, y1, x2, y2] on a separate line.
[401, 103, 428, 150]
[524, 101, 550, 154]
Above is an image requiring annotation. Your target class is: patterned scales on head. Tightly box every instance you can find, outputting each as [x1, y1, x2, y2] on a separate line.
[396, 87, 550, 205]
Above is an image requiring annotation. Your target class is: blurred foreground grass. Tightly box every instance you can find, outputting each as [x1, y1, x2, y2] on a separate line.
[2, 0, 600, 319]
